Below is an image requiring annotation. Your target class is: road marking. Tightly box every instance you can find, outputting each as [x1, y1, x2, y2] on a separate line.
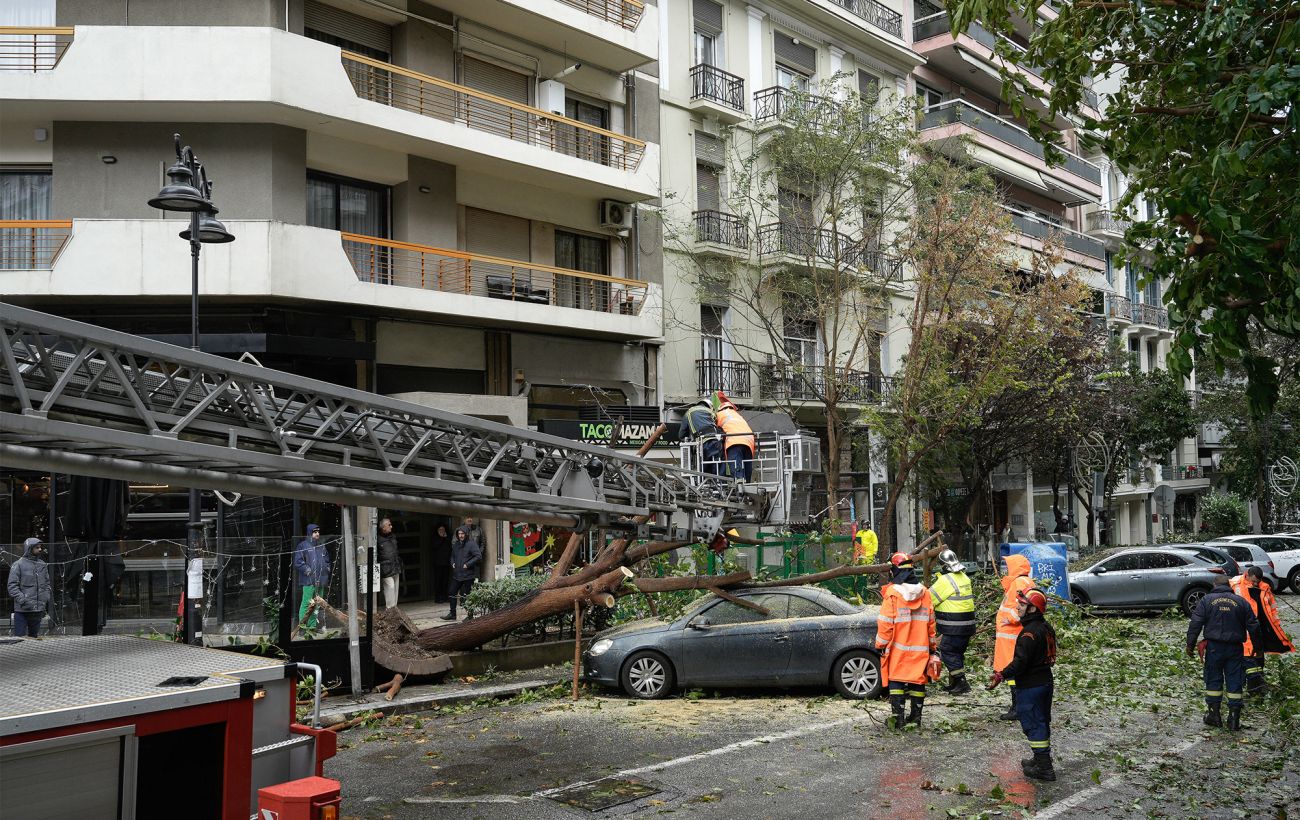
[1032, 736, 1203, 819]
[530, 713, 871, 799]
[404, 796, 524, 804]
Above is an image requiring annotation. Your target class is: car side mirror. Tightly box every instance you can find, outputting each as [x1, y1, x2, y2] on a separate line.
[1094, 566, 1107, 575]
[689, 617, 711, 629]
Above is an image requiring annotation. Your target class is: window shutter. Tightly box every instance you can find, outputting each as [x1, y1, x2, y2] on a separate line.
[694, 131, 724, 167]
[858, 69, 880, 99]
[462, 55, 531, 103]
[465, 208, 531, 261]
[773, 32, 816, 75]
[304, 0, 392, 56]
[696, 163, 720, 211]
[693, 0, 724, 33]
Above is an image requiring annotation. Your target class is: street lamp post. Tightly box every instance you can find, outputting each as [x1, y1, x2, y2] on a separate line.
[148, 133, 235, 645]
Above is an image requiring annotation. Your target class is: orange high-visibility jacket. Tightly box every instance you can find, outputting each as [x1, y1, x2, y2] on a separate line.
[1230, 575, 1295, 656]
[993, 554, 1034, 673]
[715, 401, 756, 456]
[876, 581, 937, 686]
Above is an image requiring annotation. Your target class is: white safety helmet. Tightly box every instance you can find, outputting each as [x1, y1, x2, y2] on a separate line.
[938, 549, 965, 573]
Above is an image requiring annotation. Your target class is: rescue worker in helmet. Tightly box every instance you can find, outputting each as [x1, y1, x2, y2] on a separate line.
[712, 391, 755, 481]
[993, 554, 1034, 720]
[930, 549, 975, 695]
[1229, 566, 1294, 695]
[678, 399, 725, 475]
[988, 588, 1058, 781]
[875, 552, 940, 729]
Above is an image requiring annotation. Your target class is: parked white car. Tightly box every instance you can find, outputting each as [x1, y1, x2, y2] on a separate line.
[1215, 534, 1300, 592]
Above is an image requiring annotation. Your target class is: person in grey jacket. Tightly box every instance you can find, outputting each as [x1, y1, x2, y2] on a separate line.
[441, 527, 482, 621]
[8, 537, 52, 637]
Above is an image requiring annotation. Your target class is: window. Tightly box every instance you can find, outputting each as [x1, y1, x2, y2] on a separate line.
[773, 33, 816, 87]
[558, 96, 610, 164]
[695, 594, 784, 625]
[916, 83, 943, 110]
[462, 55, 533, 141]
[858, 69, 881, 105]
[555, 230, 610, 310]
[784, 318, 822, 368]
[701, 305, 726, 361]
[776, 64, 810, 92]
[787, 595, 832, 618]
[308, 171, 390, 283]
[693, 0, 725, 67]
[695, 132, 724, 212]
[0, 168, 53, 270]
[1099, 553, 1139, 572]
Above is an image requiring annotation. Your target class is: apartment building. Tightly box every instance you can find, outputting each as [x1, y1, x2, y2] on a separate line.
[0, 0, 662, 600]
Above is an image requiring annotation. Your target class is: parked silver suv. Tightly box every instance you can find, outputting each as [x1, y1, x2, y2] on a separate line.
[1070, 547, 1225, 616]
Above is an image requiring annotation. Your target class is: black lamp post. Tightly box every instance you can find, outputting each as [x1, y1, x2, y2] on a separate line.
[148, 133, 235, 645]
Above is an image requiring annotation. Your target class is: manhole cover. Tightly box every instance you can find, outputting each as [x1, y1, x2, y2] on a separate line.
[548, 778, 660, 811]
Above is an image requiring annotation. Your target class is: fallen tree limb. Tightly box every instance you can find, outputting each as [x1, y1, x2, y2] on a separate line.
[324, 712, 381, 732]
[709, 586, 770, 614]
[745, 539, 946, 589]
[630, 571, 752, 593]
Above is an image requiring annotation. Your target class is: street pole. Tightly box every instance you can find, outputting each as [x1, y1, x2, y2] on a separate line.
[185, 208, 204, 646]
[342, 506, 362, 696]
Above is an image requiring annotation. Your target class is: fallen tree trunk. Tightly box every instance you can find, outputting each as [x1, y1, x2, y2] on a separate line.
[630, 571, 751, 593]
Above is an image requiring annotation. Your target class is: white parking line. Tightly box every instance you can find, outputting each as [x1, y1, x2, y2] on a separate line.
[530, 713, 872, 799]
[1033, 736, 1204, 819]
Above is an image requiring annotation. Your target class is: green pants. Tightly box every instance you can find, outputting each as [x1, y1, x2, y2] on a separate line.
[298, 584, 319, 629]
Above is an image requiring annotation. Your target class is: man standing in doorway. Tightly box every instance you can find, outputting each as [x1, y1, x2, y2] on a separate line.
[377, 518, 402, 611]
[293, 524, 329, 630]
[442, 526, 482, 622]
[462, 517, 486, 558]
[7, 537, 51, 637]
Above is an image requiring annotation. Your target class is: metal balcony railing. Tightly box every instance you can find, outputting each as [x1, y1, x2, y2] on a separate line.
[0, 220, 73, 269]
[1086, 209, 1128, 234]
[696, 359, 752, 398]
[758, 222, 859, 264]
[0, 26, 74, 71]
[340, 52, 646, 172]
[1131, 303, 1169, 328]
[1001, 206, 1105, 260]
[1105, 293, 1132, 321]
[759, 364, 895, 403]
[753, 86, 833, 125]
[693, 210, 749, 249]
[690, 63, 745, 112]
[830, 0, 904, 38]
[1168, 464, 1212, 482]
[919, 100, 1103, 186]
[341, 233, 648, 315]
[556, 0, 645, 29]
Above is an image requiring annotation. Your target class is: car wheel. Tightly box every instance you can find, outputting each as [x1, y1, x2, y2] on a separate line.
[1070, 587, 1089, 607]
[1288, 567, 1300, 595]
[620, 651, 675, 699]
[832, 650, 883, 699]
[1180, 585, 1209, 617]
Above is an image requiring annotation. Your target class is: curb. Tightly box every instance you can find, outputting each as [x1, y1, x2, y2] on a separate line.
[317, 673, 570, 724]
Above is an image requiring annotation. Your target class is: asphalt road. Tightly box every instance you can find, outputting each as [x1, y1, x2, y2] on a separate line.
[329, 593, 1299, 819]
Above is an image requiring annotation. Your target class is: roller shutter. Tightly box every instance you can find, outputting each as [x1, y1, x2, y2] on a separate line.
[304, 0, 392, 57]
[773, 32, 816, 75]
[465, 208, 531, 262]
[693, 0, 724, 34]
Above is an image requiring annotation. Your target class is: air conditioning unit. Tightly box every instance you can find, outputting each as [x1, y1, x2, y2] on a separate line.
[599, 199, 633, 231]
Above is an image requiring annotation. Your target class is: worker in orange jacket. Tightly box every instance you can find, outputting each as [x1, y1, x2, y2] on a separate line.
[1230, 567, 1295, 694]
[876, 552, 940, 729]
[712, 391, 756, 481]
[993, 553, 1034, 721]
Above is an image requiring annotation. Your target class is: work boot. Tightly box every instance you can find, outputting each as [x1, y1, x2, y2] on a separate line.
[1227, 707, 1244, 732]
[890, 696, 907, 731]
[999, 692, 1019, 721]
[905, 699, 924, 727]
[1021, 754, 1057, 782]
[1203, 704, 1222, 728]
[1247, 677, 1269, 696]
[946, 675, 971, 696]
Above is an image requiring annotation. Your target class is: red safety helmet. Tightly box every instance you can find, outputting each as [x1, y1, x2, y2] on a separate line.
[1017, 588, 1048, 612]
[890, 552, 913, 568]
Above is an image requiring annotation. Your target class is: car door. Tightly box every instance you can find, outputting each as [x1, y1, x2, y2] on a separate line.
[1139, 552, 1190, 605]
[1086, 553, 1141, 605]
[778, 594, 843, 684]
[676, 594, 791, 687]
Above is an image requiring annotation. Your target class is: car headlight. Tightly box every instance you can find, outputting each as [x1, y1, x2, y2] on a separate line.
[588, 639, 613, 657]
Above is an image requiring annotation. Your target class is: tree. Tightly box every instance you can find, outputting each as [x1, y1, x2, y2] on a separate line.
[863, 153, 1096, 555]
[1200, 492, 1251, 538]
[662, 78, 915, 515]
[947, 0, 1300, 413]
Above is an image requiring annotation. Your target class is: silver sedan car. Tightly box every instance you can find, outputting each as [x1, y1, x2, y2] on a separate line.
[1070, 547, 1225, 615]
[583, 585, 882, 700]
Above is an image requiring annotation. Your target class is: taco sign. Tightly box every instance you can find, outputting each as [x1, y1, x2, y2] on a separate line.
[537, 419, 682, 449]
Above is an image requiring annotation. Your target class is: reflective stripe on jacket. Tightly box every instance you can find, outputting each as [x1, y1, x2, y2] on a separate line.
[875, 581, 937, 686]
[715, 403, 755, 456]
[1229, 575, 1294, 655]
[993, 554, 1033, 673]
[932, 571, 976, 635]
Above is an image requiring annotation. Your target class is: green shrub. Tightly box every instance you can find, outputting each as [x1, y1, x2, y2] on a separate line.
[1200, 492, 1250, 538]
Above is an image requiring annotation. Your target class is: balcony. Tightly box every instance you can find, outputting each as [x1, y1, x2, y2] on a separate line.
[342, 52, 645, 173]
[759, 364, 895, 403]
[0, 220, 73, 269]
[826, 0, 904, 38]
[1085, 209, 1129, 238]
[1001, 206, 1105, 266]
[689, 63, 746, 122]
[1166, 464, 1213, 482]
[1130, 303, 1169, 330]
[0, 219, 662, 339]
[556, 0, 644, 29]
[1105, 293, 1132, 324]
[919, 100, 1102, 204]
[696, 359, 752, 399]
[758, 222, 858, 264]
[0, 26, 74, 71]
[753, 86, 833, 126]
[693, 210, 749, 250]
[341, 233, 648, 316]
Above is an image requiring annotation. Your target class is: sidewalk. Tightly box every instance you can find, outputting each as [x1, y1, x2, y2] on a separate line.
[316, 665, 571, 725]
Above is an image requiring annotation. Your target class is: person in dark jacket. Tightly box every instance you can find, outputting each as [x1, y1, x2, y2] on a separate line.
[292, 524, 329, 630]
[8, 537, 52, 637]
[442, 527, 482, 621]
[377, 517, 402, 610]
[1186, 574, 1261, 731]
[989, 588, 1057, 782]
[431, 523, 453, 603]
[678, 399, 724, 475]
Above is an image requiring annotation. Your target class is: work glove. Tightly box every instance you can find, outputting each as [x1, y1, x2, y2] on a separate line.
[926, 653, 943, 681]
[1198, 640, 1208, 662]
[986, 672, 1003, 690]
[1185, 644, 1196, 659]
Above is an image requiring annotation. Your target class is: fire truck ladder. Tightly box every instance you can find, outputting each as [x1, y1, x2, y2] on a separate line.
[0, 304, 759, 538]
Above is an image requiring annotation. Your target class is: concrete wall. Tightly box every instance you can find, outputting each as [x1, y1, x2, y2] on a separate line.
[393, 4, 455, 82]
[393, 156, 458, 247]
[58, 0, 283, 27]
[52, 122, 305, 222]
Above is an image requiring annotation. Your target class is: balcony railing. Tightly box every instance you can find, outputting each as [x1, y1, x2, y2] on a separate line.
[0, 27, 74, 71]
[919, 100, 1102, 186]
[830, 0, 904, 38]
[696, 359, 752, 398]
[690, 64, 745, 112]
[1086, 209, 1129, 235]
[694, 210, 749, 249]
[1002, 206, 1105, 260]
[758, 222, 859, 264]
[340, 52, 646, 172]
[760, 364, 895, 403]
[1168, 464, 1212, 482]
[1105, 293, 1132, 321]
[1131, 303, 1169, 329]
[556, 0, 645, 29]
[341, 233, 648, 315]
[0, 220, 73, 269]
[753, 86, 832, 125]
